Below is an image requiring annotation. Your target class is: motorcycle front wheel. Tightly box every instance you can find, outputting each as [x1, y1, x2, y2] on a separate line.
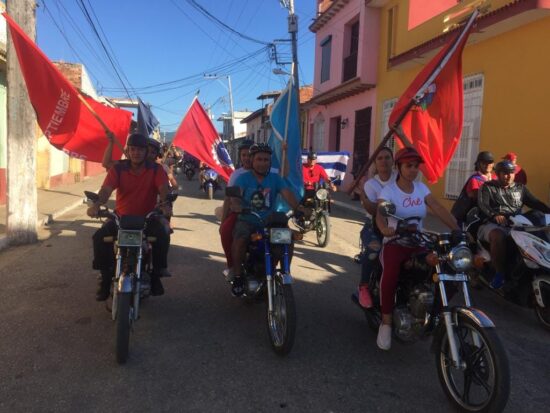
[115, 292, 132, 364]
[535, 304, 550, 331]
[207, 185, 214, 200]
[436, 314, 510, 412]
[266, 275, 296, 356]
[316, 212, 330, 248]
[185, 169, 195, 181]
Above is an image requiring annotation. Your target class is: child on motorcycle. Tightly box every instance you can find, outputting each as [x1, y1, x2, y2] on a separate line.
[375, 147, 459, 350]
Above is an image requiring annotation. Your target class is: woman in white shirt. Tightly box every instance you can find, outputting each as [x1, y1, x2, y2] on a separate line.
[375, 147, 459, 351]
[355, 147, 396, 309]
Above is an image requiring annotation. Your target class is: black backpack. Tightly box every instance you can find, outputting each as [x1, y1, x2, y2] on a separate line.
[451, 174, 485, 225]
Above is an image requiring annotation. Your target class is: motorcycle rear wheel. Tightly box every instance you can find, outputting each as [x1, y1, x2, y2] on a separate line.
[535, 305, 550, 331]
[115, 292, 132, 364]
[436, 314, 510, 412]
[316, 212, 330, 248]
[267, 276, 296, 356]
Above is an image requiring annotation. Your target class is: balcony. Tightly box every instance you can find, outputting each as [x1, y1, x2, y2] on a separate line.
[310, 0, 352, 32]
[342, 52, 358, 82]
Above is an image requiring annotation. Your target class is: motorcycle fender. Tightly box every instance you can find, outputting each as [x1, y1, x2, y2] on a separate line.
[117, 273, 133, 293]
[532, 276, 550, 308]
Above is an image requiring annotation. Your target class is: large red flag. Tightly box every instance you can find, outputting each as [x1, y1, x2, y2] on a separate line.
[3, 12, 132, 162]
[389, 11, 478, 183]
[172, 98, 234, 181]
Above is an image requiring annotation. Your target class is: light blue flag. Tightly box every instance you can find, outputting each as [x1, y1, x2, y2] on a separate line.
[268, 78, 304, 211]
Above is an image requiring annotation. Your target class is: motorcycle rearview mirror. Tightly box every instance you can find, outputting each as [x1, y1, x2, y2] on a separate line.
[378, 201, 396, 218]
[225, 186, 242, 198]
[84, 191, 99, 205]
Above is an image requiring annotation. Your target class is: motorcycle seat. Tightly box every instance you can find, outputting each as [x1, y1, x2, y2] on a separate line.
[120, 215, 146, 230]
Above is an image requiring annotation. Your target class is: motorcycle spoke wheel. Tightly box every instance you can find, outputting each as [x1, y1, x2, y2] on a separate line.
[436, 315, 510, 412]
[115, 293, 133, 364]
[316, 213, 330, 248]
[267, 277, 296, 356]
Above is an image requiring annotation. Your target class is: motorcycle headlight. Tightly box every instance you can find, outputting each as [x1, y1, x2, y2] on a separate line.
[316, 188, 328, 201]
[117, 230, 143, 247]
[270, 228, 292, 244]
[448, 245, 473, 272]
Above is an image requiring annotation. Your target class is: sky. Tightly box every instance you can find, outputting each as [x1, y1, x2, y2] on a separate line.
[35, 0, 317, 133]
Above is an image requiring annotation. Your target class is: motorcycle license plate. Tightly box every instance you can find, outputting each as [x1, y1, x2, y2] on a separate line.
[117, 230, 143, 247]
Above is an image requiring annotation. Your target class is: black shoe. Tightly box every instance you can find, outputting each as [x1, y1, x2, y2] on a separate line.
[150, 275, 165, 296]
[231, 276, 244, 297]
[95, 271, 112, 301]
[155, 268, 172, 278]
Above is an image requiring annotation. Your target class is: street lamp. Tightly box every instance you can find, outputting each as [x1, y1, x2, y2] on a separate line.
[204, 74, 235, 141]
[272, 67, 291, 76]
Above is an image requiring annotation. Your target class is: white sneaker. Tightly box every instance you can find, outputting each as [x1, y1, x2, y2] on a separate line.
[377, 324, 392, 350]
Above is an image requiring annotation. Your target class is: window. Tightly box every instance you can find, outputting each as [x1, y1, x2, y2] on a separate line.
[313, 113, 325, 151]
[320, 35, 332, 83]
[444, 74, 485, 199]
[343, 21, 359, 82]
[387, 6, 398, 59]
[381, 98, 398, 151]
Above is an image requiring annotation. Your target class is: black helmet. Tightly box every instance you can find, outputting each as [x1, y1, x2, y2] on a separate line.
[249, 143, 273, 157]
[307, 151, 317, 160]
[238, 139, 254, 151]
[494, 160, 515, 174]
[476, 151, 494, 163]
[127, 133, 148, 148]
[147, 138, 161, 152]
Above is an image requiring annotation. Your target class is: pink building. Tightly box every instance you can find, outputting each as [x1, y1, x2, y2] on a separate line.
[306, 0, 385, 184]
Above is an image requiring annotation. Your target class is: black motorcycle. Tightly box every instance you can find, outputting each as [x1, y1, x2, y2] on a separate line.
[292, 183, 331, 247]
[353, 202, 510, 412]
[175, 159, 195, 181]
[224, 186, 298, 355]
[85, 191, 177, 364]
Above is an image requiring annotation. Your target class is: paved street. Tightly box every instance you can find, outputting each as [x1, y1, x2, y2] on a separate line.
[0, 177, 549, 413]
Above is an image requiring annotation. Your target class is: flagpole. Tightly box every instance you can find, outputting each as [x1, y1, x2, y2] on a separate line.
[75, 93, 126, 154]
[347, 10, 478, 194]
[280, 70, 293, 177]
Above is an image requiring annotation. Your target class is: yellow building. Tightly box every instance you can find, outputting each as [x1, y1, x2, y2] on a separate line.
[374, 0, 550, 207]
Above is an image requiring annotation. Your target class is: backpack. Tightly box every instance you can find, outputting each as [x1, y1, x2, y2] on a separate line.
[451, 174, 485, 224]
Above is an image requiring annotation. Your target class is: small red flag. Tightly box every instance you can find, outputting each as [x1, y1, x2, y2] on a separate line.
[3, 12, 132, 162]
[389, 11, 478, 183]
[172, 98, 234, 181]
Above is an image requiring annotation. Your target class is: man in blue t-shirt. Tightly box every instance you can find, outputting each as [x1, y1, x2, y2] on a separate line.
[229, 143, 306, 296]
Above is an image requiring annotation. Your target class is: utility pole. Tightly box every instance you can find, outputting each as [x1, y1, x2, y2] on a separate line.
[282, 0, 300, 100]
[204, 74, 235, 141]
[6, 0, 38, 245]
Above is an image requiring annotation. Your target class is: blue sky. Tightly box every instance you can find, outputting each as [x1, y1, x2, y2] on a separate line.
[35, 0, 317, 132]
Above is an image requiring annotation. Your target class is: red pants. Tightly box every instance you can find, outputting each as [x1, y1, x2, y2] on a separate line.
[220, 213, 237, 267]
[379, 243, 425, 315]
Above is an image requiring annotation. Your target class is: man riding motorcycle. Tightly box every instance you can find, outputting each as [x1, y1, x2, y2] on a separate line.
[302, 151, 337, 193]
[87, 133, 172, 300]
[230, 143, 307, 296]
[477, 159, 550, 290]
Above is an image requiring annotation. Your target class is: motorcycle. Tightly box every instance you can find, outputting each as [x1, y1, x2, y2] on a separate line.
[466, 208, 550, 331]
[201, 168, 219, 199]
[353, 202, 510, 412]
[85, 191, 177, 364]
[175, 159, 196, 181]
[292, 182, 331, 247]
[224, 186, 299, 355]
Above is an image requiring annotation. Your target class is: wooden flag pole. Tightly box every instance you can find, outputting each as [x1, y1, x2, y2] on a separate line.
[76, 92, 126, 154]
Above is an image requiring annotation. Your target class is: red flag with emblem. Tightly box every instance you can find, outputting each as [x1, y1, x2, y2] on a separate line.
[3, 12, 132, 162]
[389, 11, 478, 183]
[172, 97, 234, 181]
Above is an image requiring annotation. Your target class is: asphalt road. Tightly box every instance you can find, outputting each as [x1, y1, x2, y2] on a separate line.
[0, 177, 548, 412]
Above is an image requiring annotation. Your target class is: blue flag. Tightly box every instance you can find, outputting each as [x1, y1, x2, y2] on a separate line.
[137, 97, 160, 137]
[268, 78, 304, 211]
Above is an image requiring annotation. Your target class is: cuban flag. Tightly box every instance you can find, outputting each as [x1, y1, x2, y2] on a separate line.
[302, 151, 350, 186]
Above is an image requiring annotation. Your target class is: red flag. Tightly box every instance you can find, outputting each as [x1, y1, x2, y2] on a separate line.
[172, 98, 234, 181]
[3, 12, 132, 162]
[389, 11, 478, 183]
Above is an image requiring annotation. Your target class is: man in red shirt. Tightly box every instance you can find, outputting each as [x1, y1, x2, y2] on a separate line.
[87, 133, 171, 300]
[302, 151, 337, 192]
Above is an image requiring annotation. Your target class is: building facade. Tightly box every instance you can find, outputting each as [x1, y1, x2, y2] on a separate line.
[374, 0, 550, 205]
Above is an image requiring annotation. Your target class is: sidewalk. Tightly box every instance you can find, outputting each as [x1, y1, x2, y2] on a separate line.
[0, 173, 106, 251]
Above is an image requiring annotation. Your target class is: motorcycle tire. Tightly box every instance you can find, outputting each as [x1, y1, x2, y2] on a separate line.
[316, 212, 330, 248]
[534, 304, 550, 331]
[436, 313, 510, 413]
[185, 169, 195, 181]
[266, 276, 296, 356]
[207, 185, 214, 200]
[115, 292, 132, 364]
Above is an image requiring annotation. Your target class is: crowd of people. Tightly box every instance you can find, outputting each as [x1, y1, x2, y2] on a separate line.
[86, 133, 549, 351]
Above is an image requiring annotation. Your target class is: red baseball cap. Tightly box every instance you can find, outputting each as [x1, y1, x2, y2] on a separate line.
[502, 152, 517, 161]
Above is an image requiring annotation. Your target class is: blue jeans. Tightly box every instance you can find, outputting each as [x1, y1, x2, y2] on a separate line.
[359, 219, 382, 284]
